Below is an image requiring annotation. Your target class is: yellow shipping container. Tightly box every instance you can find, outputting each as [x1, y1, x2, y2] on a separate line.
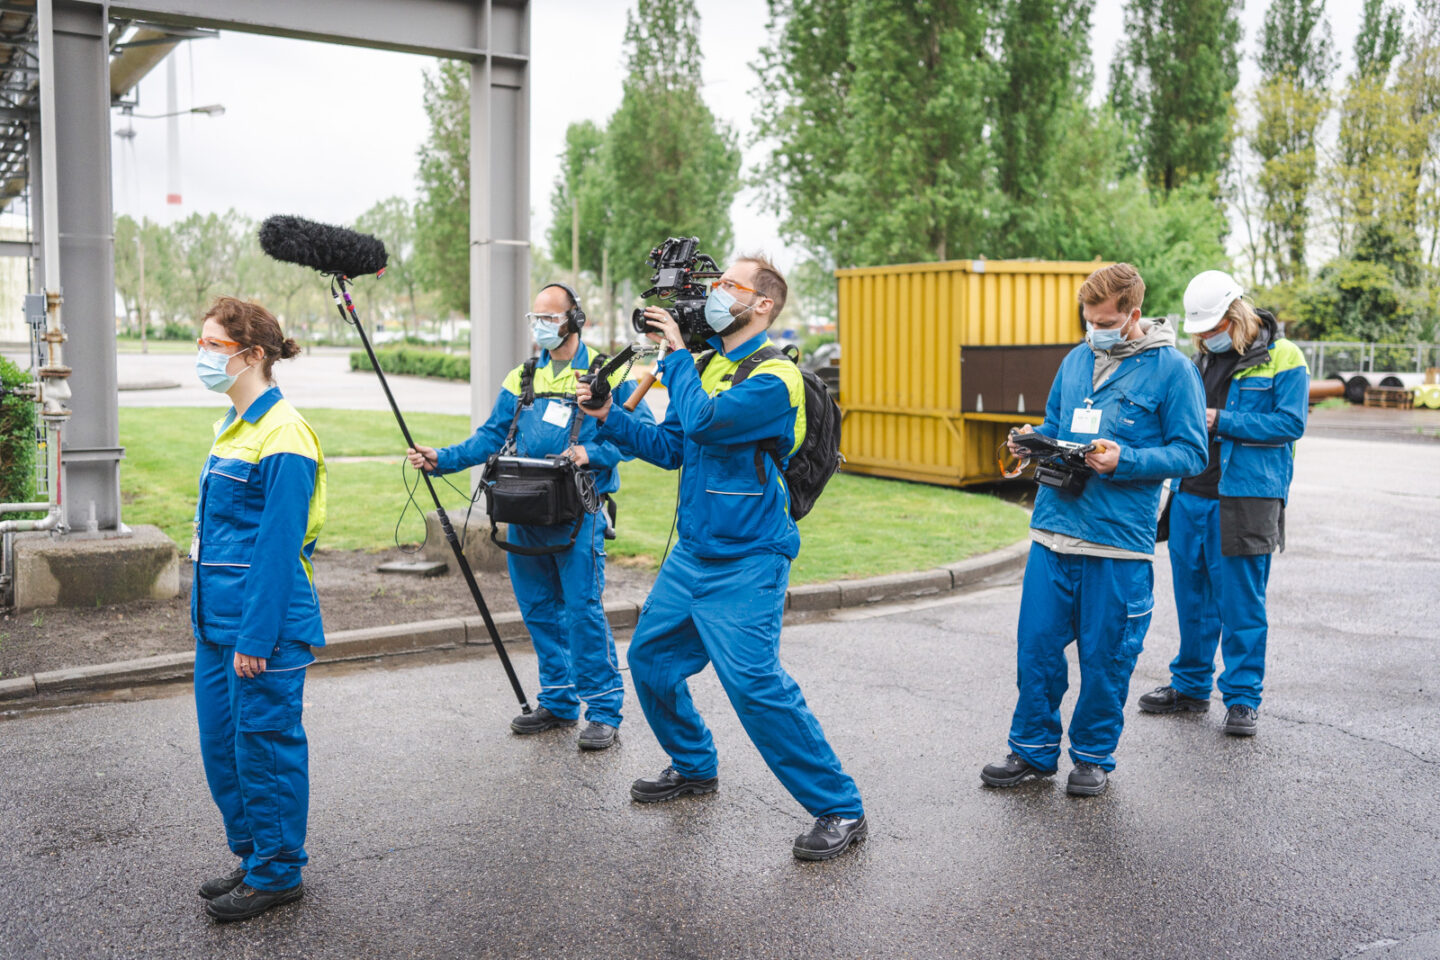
[835, 258, 1102, 487]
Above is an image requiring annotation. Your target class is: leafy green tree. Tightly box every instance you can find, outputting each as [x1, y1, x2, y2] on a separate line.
[992, 0, 1094, 208]
[603, 0, 740, 291]
[170, 210, 247, 328]
[356, 196, 425, 338]
[547, 120, 612, 285]
[1247, 0, 1336, 285]
[755, 0, 994, 267]
[1109, 0, 1242, 193]
[414, 60, 471, 316]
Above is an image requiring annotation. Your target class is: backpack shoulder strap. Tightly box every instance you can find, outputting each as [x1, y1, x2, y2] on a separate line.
[694, 349, 717, 375]
[728, 345, 787, 386]
[501, 358, 540, 453]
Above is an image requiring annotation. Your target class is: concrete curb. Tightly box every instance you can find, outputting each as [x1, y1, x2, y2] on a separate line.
[0, 542, 1028, 708]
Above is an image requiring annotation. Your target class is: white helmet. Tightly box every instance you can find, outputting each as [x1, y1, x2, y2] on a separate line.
[1183, 270, 1243, 334]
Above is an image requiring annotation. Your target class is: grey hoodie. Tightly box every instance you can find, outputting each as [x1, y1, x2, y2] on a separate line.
[1091, 317, 1177, 388]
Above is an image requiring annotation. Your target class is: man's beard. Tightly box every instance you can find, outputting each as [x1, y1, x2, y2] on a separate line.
[717, 309, 751, 339]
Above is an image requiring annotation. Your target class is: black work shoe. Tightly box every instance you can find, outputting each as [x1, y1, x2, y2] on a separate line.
[629, 765, 719, 803]
[1066, 761, 1108, 797]
[510, 706, 578, 735]
[1138, 685, 1211, 714]
[980, 752, 1056, 787]
[204, 882, 303, 922]
[578, 721, 618, 750]
[1223, 704, 1258, 736]
[197, 866, 247, 900]
[793, 815, 868, 861]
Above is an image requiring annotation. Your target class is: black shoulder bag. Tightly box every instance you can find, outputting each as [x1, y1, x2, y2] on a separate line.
[482, 359, 600, 556]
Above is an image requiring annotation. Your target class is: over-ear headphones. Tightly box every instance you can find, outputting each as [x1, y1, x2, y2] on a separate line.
[541, 281, 586, 336]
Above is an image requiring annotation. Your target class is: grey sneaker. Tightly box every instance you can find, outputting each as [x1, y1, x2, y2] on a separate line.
[578, 721, 618, 750]
[510, 706, 578, 735]
[1138, 685, 1211, 714]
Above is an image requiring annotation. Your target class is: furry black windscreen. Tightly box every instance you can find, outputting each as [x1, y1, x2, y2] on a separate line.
[258, 214, 389, 278]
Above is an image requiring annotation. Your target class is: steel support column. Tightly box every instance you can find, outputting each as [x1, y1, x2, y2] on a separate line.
[469, 0, 529, 435]
[47, 1, 122, 531]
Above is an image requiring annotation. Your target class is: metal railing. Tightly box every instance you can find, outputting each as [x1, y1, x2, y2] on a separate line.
[1292, 341, 1440, 381]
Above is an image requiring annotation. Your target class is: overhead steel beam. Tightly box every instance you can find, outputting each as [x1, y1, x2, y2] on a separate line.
[107, 0, 526, 61]
[0, 239, 34, 257]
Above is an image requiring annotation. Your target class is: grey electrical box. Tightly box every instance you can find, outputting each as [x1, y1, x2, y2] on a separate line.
[23, 293, 44, 329]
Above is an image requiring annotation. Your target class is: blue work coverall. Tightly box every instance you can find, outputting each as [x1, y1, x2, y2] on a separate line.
[192, 387, 326, 891]
[597, 332, 864, 819]
[1009, 340, 1208, 773]
[431, 344, 651, 728]
[1167, 330, 1308, 710]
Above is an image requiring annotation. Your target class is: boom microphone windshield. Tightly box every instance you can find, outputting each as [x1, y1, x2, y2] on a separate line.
[259, 214, 389, 277]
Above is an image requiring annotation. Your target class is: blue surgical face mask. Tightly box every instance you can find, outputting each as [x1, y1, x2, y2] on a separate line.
[195, 349, 242, 393]
[706, 286, 758, 334]
[530, 316, 565, 351]
[1204, 330, 1234, 353]
[1087, 324, 1126, 353]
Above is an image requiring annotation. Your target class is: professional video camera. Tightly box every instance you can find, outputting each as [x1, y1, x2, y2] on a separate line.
[998, 431, 1100, 495]
[629, 236, 721, 348]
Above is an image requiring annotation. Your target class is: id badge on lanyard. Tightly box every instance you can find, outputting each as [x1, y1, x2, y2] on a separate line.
[1070, 399, 1102, 435]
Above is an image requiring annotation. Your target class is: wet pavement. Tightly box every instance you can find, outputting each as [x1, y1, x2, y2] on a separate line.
[1, 434, 1437, 960]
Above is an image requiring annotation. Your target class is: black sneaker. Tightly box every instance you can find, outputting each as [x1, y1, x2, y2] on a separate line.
[1223, 704, 1258, 736]
[629, 765, 719, 803]
[1066, 761, 1108, 797]
[793, 815, 868, 861]
[980, 752, 1056, 787]
[1138, 685, 1211, 714]
[203, 882, 304, 922]
[197, 866, 247, 900]
[578, 721, 618, 750]
[510, 706, 578, 735]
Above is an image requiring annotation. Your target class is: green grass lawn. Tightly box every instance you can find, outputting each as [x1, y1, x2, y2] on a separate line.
[119, 407, 1030, 584]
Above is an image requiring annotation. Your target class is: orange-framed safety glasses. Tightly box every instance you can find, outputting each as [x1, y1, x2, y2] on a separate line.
[196, 336, 242, 353]
[708, 278, 764, 298]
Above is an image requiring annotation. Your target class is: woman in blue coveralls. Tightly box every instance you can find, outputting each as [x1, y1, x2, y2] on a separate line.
[191, 297, 326, 922]
[1138, 271, 1308, 736]
[407, 282, 651, 749]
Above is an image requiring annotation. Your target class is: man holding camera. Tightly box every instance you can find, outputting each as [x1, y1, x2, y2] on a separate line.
[981, 263, 1207, 797]
[575, 256, 867, 862]
[407, 282, 651, 750]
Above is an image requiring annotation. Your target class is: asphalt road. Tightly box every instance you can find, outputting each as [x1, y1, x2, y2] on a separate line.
[1, 434, 1437, 960]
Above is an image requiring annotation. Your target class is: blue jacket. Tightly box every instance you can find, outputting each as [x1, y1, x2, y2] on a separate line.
[1030, 339, 1208, 555]
[1210, 337, 1309, 501]
[434, 343, 652, 498]
[598, 332, 805, 560]
[191, 387, 327, 658]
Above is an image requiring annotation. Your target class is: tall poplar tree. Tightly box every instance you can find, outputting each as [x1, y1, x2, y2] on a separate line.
[1109, 0, 1242, 193]
[414, 60, 471, 316]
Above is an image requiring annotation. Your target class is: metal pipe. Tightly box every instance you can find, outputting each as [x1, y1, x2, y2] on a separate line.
[0, 501, 50, 514]
[0, 511, 60, 534]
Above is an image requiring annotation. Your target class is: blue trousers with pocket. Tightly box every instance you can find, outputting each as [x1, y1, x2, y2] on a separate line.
[195, 638, 311, 891]
[1167, 492, 1272, 710]
[626, 543, 864, 818]
[1008, 542, 1155, 773]
[507, 512, 623, 727]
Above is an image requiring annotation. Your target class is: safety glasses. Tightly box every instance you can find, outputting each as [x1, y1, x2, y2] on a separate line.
[196, 337, 242, 353]
[708, 278, 762, 297]
[524, 312, 568, 323]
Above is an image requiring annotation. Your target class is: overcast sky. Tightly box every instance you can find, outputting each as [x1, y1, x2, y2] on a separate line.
[110, 0, 1372, 274]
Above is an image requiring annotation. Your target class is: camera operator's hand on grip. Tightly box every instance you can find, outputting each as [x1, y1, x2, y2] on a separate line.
[575, 380, 611, 419]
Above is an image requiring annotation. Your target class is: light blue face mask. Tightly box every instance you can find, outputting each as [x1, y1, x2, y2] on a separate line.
[1204, 330, 1234, 353]
[705, 286, 757, 334]
[1087, 324, 1126, 353]
[195, 349, 241, 393]
[530, 316, 565, 351]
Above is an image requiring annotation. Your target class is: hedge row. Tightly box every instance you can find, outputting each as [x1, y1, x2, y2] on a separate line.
[0, 355, 35, 504]
[349, 348, 469, 381]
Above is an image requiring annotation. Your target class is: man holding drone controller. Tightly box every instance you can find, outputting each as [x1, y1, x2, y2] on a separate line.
[575, 255, 867, 863]
[406, 282, 653, 751]
[982, 263, 1208, 798]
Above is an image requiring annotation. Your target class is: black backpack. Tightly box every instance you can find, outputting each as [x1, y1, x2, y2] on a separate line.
[694, 344, 842, 520]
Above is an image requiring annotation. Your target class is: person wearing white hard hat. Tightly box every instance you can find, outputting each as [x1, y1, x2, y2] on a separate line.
[1138, 270, 1309, 737]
